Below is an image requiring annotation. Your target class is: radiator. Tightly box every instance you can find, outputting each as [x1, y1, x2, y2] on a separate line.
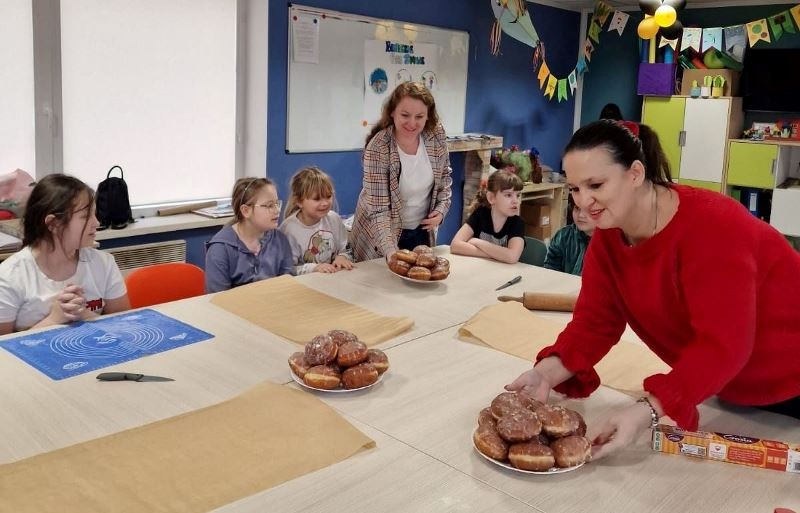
[104, 240, 187, 275]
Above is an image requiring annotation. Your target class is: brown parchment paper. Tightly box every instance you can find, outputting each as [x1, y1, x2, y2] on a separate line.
[458, 301, 670, 396]
[0, 381, 374, 513]
[210, 275, 413, 346]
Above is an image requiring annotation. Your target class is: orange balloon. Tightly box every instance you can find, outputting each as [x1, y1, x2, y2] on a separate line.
[637, 17, 659, 39]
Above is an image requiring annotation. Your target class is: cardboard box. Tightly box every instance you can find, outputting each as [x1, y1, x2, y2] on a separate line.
[524, 223, 552, 241]
[652, 424, 800, 473]
[680, 69, 740, 96]
[520, 203, 550, 227]
[637, 63, 677, 96]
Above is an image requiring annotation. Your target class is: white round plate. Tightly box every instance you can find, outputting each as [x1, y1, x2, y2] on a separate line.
[389, 268, 444, 285]
[472, 431, 585, 475]
[290, 368, 384, 393]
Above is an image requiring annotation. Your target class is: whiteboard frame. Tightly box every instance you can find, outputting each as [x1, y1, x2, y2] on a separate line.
[286, 4, 469, 154]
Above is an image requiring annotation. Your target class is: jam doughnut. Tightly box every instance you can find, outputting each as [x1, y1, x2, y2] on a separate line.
[413, 244, 433, 255]
[508, 441, 556, 471]
[429, 265, 449, 281]
[303, 364, 341, 390]
[327, 329, 359, 346]
[365, 349, 390, 375]
[473, 424, 509, 461]
[550, 435, 592, 468]
[415, 253, 437, 268]
[490, 392, 527, 420]
[477, 407, 496, 429]
[288, 352, 311, 378]
[496, 408, 543, 442]
[337, 340, 369, 368]
[342, 362, 379, 389]
[304, 334, 338, 366]
[516, 385, 545, 412]
[537, 404, 581, 438]
[406, 266, 431, 281]
[389, 259, 411, 276]
[394, 249, 418, 265]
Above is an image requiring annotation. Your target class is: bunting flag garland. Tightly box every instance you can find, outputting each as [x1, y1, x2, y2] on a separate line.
[659, 37, 678, 50]
[608, 11, 630, 35]
[537, 61, 550, 88]
[583, 39, 595, 61]
[588, 20, 602, 43]
[768, 12, 796, 41]
[701, 27, 723, 51]
[545, 75, 557, 99]
[593, 1, 613, 26]
[746, 19, 771, 46]
[557, 79, 568, 102]
[723, 25, 746, 62]
[568, 70, 577, 93]
[791, 4, 800, 29]
[680, 26, 702, 52]
[576, 54, 587, 75]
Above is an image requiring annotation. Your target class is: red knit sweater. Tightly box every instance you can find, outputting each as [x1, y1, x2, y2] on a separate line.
[537, 185, 800, 430]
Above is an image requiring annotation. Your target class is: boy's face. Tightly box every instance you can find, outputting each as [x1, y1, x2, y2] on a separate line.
[572, 204, 596, 236]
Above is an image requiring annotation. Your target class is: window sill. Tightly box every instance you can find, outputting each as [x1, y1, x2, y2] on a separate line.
[95, 213, 229, 242]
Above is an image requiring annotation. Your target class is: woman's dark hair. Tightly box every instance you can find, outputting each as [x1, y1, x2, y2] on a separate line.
[599, 103, 623, 121]
[563, 119, 672, 186]
[22, 174, 95, 250]
[231, 177, 275, 223]
[468, 169, 524, 214]
[365, 81, 440, 146]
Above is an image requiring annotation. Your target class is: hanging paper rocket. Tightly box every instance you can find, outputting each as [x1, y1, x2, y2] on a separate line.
[538, 61, 550, 88]
[768, 12, 796, 41]
[545, 75, 557, 99]
[608, 11, 630, 35]
[680, 27, 701, 52]
[568, 70, 577, 93]
[723, 25, 746, 62]
[490, 0, 541, 54]
[701, 27, 723, 52]
[557, 79, 568, 102]
[746, 19, 770, 46]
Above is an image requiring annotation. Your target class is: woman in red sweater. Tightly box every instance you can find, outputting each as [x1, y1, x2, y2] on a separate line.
[507, 119, 800, 460]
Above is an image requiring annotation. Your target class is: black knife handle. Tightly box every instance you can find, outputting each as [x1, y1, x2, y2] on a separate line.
[96, 372, 144, 381]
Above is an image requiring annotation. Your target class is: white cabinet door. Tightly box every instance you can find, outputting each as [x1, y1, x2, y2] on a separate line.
[679, 99, 731, 183]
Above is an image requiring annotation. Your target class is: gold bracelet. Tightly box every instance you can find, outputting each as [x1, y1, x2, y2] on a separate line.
[637, 396, 660, 430]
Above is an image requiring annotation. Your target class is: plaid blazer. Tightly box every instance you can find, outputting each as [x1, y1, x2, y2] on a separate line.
[351, 123, 452, 262]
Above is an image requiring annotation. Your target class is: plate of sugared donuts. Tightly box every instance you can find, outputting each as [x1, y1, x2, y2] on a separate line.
[472, 388, 591, 474]
[288, 329, 390, 392]
[388, 245, 450, 283]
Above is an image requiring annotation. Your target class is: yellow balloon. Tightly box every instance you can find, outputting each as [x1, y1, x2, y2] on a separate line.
[637, 17, 659, 39]
[654, 5, 677, 28]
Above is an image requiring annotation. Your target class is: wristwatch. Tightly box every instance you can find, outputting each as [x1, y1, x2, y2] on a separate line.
[637, 396, 660, 430]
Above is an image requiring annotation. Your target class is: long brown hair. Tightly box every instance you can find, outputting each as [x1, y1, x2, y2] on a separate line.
[230, 177, 275, 223]
[365, 81, 440, 147]
[468, 170, 523, 215]
[283, 166, 336, 219]
[23, 174, 95, 251]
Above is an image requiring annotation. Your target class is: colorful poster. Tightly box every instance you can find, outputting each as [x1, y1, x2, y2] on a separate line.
[363, 40, 439, 128]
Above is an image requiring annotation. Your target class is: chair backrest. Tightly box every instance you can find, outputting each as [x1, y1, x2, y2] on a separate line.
[125, 262, 206, 309]
[519, 236, 547, 267]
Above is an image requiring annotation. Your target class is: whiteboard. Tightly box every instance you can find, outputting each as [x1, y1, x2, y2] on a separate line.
[287, 5, 468, 153]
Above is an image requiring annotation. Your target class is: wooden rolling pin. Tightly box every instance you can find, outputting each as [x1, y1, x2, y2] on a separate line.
[497, 292, 577, 312]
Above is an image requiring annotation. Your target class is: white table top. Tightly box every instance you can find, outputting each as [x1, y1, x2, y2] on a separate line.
[1, 249, 797, 512]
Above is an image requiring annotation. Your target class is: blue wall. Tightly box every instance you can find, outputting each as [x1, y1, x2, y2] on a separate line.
[267, 0, 579, 244]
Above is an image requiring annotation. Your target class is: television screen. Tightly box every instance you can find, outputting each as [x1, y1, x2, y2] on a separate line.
[741, 48, 800, 113]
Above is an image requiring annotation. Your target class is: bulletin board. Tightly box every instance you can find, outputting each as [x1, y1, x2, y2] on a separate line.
[287, 5, 469, 153]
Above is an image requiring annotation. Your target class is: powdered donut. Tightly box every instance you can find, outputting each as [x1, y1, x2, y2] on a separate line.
[365, 349, 390, 375]
[537, 404, 581, 438]
[288, 352, 311, 378]
[341, 362, 379, 389]
[496, 408, 543, 443]
[550, 435, 592, 468]
[327, 329, 359, 346]
[508, 441, 556, 471]
[303, 364, 341, 390]
[473, 424, 509, 461]
[304, 334, 338, 366]
[337, 340, 369, 368]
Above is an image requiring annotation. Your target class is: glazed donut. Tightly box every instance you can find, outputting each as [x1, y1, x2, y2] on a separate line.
[389, 259, 411, 276]
[415, 253, 437, 269]
[569, 409, 587, 437]
[342, 362, 380, 389]
[434, 256, 450, 269]
[327, 329, 359, 346]
[394, 249, 418, 265]
[536, 404, 581, 438]
[365, 349, 390, 375]
[413, 244, 433, 255]
[550, 435, 592, 468]
[477, 407, 496, 429]
[429, 265, 449, 281]
[337, 340, 369, 368]
[304, 334, 338, 366]
[303, 364, 341, 390]
[288, 352, 311, 378]
[489, 392, 527, 420]
[406, 266, 431, 281]
[496, 408, 542, 443]
[473, 424, 509, 461]
[516, 385, 545, 412]
[508, 441, 556, 471]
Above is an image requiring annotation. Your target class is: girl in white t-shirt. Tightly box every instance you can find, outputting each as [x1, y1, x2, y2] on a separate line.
[0, 175, 130, 334]
[279, 166, 354, 274]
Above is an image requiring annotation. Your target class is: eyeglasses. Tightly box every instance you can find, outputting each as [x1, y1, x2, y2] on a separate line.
[250, 200, 282, 212]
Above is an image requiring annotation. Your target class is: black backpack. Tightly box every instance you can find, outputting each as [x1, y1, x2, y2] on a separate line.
[96, 165, 134, 230]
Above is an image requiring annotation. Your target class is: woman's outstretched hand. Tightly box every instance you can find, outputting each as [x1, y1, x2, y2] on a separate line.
[588, 401, 654, 460]
[505, 368, 552, 403]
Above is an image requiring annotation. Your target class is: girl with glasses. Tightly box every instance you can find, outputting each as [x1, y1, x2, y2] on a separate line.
[279, 166, 354, 274]
[205, 177, 293, 292]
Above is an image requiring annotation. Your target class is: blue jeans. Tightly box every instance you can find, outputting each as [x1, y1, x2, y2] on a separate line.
[398, 226, 429, 251]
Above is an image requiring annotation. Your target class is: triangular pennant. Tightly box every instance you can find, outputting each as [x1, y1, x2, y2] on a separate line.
[723, 25, 746, 62]
[746, 19, 771, 46]
[791, 4, 800, 30]
[545, 75, 557, 99]
[583, 39, 595, 61]
[680, 27, 702, 52]
[557, 79, 568, 102]
[593, 1, 613, 26]
[701, 27, 723, 52]
[608, 11, 630, 36]
[537, 61, 550, 88]
[576, 55, 588, 75]
[768, 11, 796, 41]
[588, 21, 602, 43]
[568, 70, 577, 93]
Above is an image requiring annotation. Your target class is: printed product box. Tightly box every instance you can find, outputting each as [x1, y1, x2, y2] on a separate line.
[520, 203, 550, 227]
[652, 424, 800, 473]
[680, 69, 740, 96]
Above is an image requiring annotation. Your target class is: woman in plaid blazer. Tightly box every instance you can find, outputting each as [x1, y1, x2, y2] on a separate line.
[351, 82, 452, 262]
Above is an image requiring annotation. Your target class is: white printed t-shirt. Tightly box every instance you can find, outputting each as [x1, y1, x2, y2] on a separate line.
[279, 211, 353, 275]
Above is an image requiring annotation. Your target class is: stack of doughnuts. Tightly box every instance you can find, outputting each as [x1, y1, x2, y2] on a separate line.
[288, 329, 390, 390]
[473, 389, 591, 471]
[388, 245, 450, 281]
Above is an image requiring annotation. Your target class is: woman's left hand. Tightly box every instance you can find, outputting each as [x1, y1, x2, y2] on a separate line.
[420, 211, 443, 231]
[332, 255, 354, 271]
[588, 401, 654, 460]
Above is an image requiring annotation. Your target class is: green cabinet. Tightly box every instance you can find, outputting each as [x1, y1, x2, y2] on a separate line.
[726, 141, 779, 189]
[641, 97, 685, 178]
